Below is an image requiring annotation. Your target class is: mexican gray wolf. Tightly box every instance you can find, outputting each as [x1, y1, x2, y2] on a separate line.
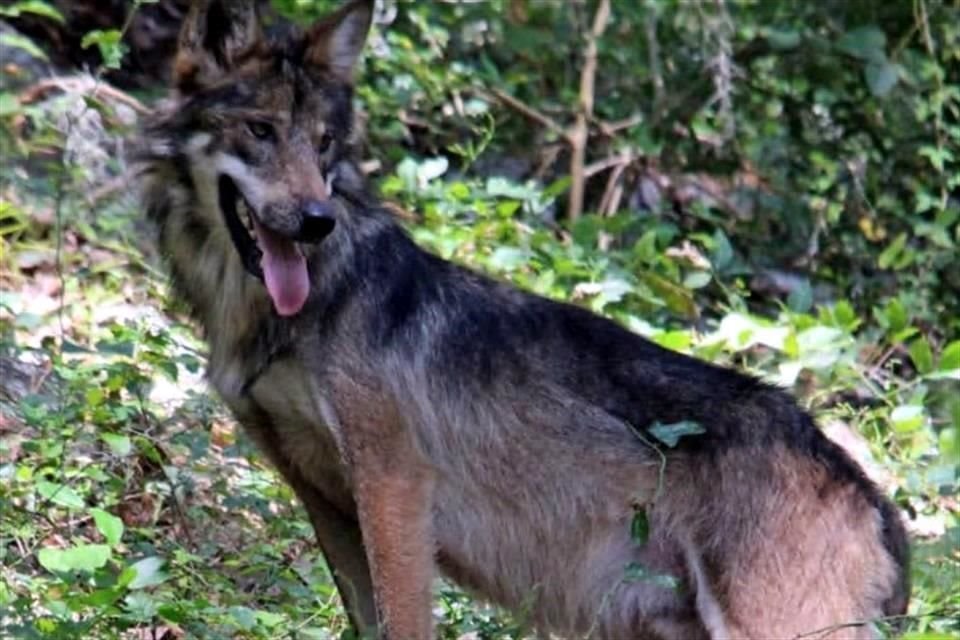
[136, 0, 910, 637]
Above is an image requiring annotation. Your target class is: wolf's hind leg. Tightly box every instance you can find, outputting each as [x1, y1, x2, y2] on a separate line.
[670, 448, 904, 640]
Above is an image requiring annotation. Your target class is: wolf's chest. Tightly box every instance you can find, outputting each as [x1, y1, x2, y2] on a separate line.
[215, 357, 352, 500]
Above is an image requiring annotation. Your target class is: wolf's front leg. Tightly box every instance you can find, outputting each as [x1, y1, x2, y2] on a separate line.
[353, 459, 435, 639]
[331, 374, 436, 639]
[284, 472, 379, 636]
[237, 414, 380, 635]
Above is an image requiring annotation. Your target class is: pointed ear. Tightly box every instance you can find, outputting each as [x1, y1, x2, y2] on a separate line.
[173, 0, 263, 91]
[304, 0, 373, 80]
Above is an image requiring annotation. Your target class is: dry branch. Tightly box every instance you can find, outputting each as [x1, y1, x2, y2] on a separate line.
[568, 0, 611, 220]
[487, 88, 570, 142]
[486, 0, 617, 220]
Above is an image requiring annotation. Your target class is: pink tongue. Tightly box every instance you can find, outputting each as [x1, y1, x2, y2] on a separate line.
[254, 222, 309, 316]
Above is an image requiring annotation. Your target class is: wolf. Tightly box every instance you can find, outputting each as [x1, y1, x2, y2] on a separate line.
[136, 1, 909, 638]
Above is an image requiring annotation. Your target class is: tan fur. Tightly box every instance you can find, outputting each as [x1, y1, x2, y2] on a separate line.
[663, 447, 898, 639]
[140, 2, 909, 638]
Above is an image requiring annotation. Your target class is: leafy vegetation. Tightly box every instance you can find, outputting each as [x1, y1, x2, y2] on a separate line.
[1, 1, 957, 638]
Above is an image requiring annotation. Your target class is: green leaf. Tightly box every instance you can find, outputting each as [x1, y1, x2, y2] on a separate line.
[711, 230, 734, 271]
[764, 28, 800, 50]
[0, 1, 65, 22]
[909, 337, 935, 374]
[0, 92, 18, 117]
[623, 562, 680, 590]
[903, 632, 960, 640]
[683, 271, 712, 289]
[61, 339, 94, 353]
[417, 156, 449, 184]
[0, 33, 48, 61]
[939, 340, 960, 371]
[648, 420, 706, 447]
[124, 592, 158, 621]
[38, 544, 111, 573]
[84, 587, 124, 607]
[95, 339, 135, 357]
[879, 298, 908, 333]
[228, 606, 257, 630]
[543, 176, 572, 200]
[91, 508, 124, 546]
[890, 405, 924, 434]
[117, 565, 138, 589]
[653, 330, 692, 352]
[80, 29, 121, 50]
[939, 428, 959, 462]
[918, 146, 954, 173]
[101, 432, 132, 457]
[128, 556, 168, 589]
[157, 604, 188, 624]
[786, 280, 813, 313]
[632, 229, 659, 264]
[878, 233, 907, 270]
[80, 29, 126, 70]
[447, 181, 470, 200]
[640, 272, 698, 319]
[487, 247, 530, 272]
[36, 480, 85, 509]
[254, 611, 285, 628]
[865, 60, 899, 97]
[590, 278, 635, 312]
[495, 200, 520, 217]
[836, 26, 886, 62]
[630, 508, 650, 545]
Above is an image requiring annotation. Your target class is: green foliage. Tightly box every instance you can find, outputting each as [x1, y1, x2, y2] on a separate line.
[80, 30, 126, 70]
[351, 0, 960, 332]
[0, 1, 64, 23]
[1, 0, 958, 637]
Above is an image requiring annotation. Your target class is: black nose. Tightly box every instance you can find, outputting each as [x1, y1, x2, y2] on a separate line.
[297, 199, 336, 243]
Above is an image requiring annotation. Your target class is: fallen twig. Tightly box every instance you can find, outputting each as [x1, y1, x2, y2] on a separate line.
[18, 76, 151, 116]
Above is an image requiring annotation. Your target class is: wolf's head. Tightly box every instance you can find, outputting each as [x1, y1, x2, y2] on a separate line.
[146, 0, 373, 317]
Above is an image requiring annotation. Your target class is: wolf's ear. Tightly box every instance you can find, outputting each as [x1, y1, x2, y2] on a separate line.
[173, 0, 263, 91]
[304, 0, 373, 80]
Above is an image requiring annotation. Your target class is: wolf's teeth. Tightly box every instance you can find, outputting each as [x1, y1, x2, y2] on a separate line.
[236, 198, 255, 232]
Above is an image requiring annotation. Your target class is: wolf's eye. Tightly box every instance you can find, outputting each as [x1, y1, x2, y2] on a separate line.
[247, 121, 275, 141]
[317, 132, 333, 154]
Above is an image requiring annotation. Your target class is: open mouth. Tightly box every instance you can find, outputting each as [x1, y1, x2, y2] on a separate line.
[217, 175, 328, 317]
[218, 176, 264, 279]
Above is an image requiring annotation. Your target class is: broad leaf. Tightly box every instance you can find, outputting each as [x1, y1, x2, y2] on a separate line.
[91, 508, 124, 546]
[128, 556, 168, 589]
[865, 60, 899, 97]
[837, 26, 886, 62]
[36, 481, 85, 509]
[648, 420, 706, 447]
[38, 544, 111, 573]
